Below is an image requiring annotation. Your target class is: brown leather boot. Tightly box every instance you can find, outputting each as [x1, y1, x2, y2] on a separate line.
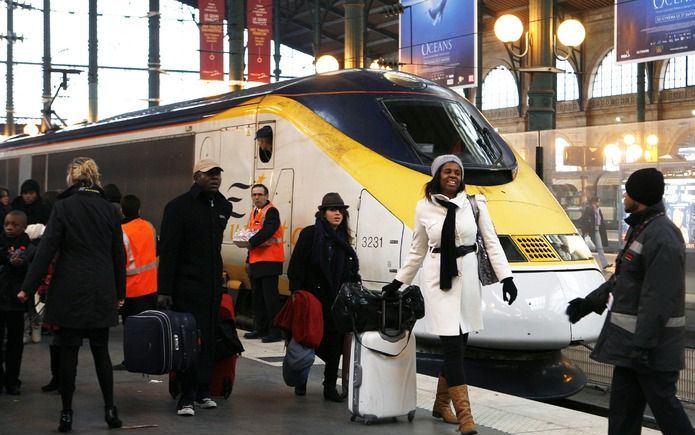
[432, 375, 457, 424]
[449, 384, 477, 434]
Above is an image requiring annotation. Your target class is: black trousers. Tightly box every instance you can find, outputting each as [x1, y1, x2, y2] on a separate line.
[439, 333, 469, 387]
[176, 314, 217, 405]
[251, 275, 281, 335]
[609, 365, 695, 435]
[120, 292, 157, 321]
[0, 310, 24, 388]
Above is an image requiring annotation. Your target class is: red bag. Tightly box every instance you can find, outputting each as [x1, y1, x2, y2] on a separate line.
[273, 290, 323, 349]
[210, 294, 239, 399]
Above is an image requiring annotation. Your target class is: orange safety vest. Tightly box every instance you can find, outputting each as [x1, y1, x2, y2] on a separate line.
[122, 217, 158, 298]
[247, 201, 285, 264]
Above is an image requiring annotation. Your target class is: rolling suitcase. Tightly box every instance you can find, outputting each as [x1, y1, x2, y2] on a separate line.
[348, 291, 417, 424]
[124, 310, 198, 375]
[210, 293, 243, 398]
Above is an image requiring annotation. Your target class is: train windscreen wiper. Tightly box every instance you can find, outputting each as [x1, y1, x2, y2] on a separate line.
[469, 115, 499, 163]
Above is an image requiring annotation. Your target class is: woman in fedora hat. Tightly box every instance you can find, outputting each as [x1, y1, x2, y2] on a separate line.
[287, 192, 360, 402]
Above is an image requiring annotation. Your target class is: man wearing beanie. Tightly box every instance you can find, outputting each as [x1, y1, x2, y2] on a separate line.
[11, 179, 51, 226]
[566, 168, 694, 434]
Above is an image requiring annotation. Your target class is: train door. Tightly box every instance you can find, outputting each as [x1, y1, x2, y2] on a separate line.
[355, 189, 404, 285]
[271, 168, 294, 273]
[218, 124, 256, 233]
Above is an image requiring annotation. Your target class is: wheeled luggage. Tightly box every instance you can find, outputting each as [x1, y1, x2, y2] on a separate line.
[124, 310, 198, 375]
[210, 293, 243, 398]
[348, 329, 417, 424]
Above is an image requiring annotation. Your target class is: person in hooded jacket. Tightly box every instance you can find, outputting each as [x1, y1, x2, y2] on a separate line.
[383, 155, 518, 435]
[287, 192, 359, 402]
[566, 168, 694, 435]
[11, 179, 51, 226]
[17, 157, 125, 433]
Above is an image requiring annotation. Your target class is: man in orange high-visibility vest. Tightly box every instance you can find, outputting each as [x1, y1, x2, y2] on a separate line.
[120, 194, 157, 319]
[243, 183, 284, 343]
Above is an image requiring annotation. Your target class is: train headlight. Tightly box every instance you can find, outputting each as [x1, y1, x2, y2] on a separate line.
[544, 234, 593, 261]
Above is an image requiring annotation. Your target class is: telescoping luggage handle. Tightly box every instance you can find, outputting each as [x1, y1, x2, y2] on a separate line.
[351, 292, 412, 358]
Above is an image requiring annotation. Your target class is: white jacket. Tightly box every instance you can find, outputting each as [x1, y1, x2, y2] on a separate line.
[395, 192, 512, 336]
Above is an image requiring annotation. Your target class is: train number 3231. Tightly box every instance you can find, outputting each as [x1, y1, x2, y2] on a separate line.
[361, 236, 383, 248]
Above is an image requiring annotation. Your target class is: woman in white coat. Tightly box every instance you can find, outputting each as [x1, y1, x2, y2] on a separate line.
[383, 154, 518, 435]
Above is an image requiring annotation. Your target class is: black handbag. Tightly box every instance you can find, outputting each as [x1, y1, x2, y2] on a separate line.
[331, 282, 425, 335]
[467, 195, 499, 286]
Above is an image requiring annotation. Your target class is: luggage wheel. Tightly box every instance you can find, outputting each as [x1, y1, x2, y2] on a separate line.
[407, 411, 415, 422]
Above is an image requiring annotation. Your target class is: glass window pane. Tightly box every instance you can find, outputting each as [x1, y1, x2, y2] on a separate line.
[482, 66, 519, 110]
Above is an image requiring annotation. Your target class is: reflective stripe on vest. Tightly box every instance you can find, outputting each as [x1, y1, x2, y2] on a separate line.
[122, 218, 158, 298]
[247, 201, 285, 263]
[610, 312, 686, 333]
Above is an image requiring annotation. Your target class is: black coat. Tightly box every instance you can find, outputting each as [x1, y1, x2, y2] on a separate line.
[11, 195, 51, 225]
[0, 232, 35, 312]
[287, 224, 359, 312]
[22, 185, 125, 329]
[158, 184, 231, 337]
[580, 205, 609, 247]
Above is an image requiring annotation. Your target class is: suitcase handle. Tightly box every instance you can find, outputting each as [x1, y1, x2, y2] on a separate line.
[353, 330, 412, 358]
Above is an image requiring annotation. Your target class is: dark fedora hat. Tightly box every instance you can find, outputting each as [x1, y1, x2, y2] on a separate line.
[318, 192, 349, 210]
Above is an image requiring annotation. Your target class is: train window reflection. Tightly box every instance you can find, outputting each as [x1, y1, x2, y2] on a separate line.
[545, 234, 593, 261]
[383, 100, 501, 166]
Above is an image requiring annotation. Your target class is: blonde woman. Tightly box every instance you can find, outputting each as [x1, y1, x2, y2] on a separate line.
[18, 157, 125, 432]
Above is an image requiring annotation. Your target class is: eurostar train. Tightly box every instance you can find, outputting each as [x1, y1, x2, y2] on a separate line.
[0, 69, 605, 399]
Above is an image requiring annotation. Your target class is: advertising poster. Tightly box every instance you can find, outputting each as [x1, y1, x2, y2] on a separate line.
[199, 0, 225, 80]
[247, 0, 272, 83]
[399, 0, 477, 87]
[615, 0, 695, 64]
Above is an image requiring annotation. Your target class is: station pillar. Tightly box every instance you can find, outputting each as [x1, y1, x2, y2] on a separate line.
[526, 0, 556, 131]
[344, 1, 364, 69]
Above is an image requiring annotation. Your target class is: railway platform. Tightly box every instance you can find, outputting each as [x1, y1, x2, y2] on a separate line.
[0, 326, 667, 435]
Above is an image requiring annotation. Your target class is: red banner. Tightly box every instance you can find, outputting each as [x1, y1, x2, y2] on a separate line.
[247, 0, 272, 83]
[199, 0, 225, 81]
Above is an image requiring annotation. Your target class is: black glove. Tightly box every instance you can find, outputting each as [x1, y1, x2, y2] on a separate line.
[157, 294, 173, 310]
[501, 277, 517, 305]
[630, 347, 651, 372]
[565, 298, 594, 324]
[382, 279, 402, 295]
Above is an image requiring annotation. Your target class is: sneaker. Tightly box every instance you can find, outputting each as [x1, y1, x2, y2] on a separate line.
[194, 398, 217, 409]
[177, 405, 195, 416]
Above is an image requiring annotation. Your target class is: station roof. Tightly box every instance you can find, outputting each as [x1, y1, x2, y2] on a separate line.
[176, 0, 611, 62]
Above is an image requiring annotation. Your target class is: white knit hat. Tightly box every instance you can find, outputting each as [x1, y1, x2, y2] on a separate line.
[431, 154, 463, 176]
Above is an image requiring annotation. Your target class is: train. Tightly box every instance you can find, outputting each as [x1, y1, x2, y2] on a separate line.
[0, 69, 605, 399]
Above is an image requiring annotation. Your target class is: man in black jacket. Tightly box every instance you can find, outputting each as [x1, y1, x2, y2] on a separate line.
[11, 179, 51, 226]
[580, 196, 611, 269]
[158, 159, 231, 416]
[567, 168, 694, 435]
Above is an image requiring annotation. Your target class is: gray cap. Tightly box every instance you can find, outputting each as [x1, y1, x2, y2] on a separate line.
[431, 154, 463, 176]
[282, 338, 315, 387]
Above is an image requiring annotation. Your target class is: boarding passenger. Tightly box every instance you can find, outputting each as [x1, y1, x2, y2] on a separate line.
[287, 192, 360, 402]
[11, 179, 51, 225]
[255, 125, 273, 163]
[114, 194, 157, 370]
[243, 183, 284, 343]
[566, 168, 694, 435]
[383, 155, 518, 435]
[0, 187, 11, 233]
[103, 184, 123, 218]
[0, 210, 35, 395]
[18, 157, 125, 432]
[580, 197, 611, 270]
[157, 158, 231, 416]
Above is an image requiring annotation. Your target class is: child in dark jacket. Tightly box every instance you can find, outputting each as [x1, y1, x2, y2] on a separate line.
[0, 210, 35, 394]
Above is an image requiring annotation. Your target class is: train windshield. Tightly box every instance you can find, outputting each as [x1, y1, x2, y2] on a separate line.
[383, 99, 502, 167]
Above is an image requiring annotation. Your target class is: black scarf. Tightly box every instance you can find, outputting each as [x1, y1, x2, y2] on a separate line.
[311, 217, 358, 296]
[437, 199, 458, 290]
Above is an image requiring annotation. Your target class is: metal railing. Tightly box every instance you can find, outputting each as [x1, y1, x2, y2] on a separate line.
[564, 345, 695, 403]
